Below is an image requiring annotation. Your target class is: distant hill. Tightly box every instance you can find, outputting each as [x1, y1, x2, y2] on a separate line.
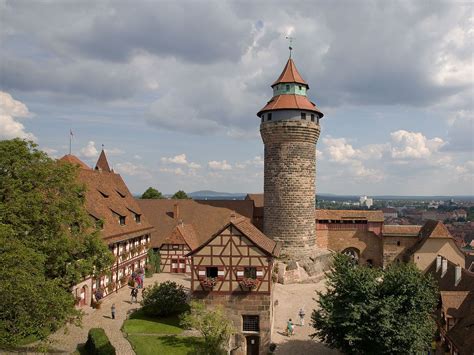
[188, 190, 247, 200]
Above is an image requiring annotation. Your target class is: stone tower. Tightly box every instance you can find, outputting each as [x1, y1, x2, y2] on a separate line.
[257, 58, 324, 260]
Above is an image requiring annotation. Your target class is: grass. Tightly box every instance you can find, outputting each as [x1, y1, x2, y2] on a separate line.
[127, 335, 203, 355]
[122, 309, 184, 335]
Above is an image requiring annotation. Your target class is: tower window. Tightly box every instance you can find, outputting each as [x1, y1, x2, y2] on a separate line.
[261, 115, 264, 123]
[119, 216, 126, 226]
[285, 85, 290, 90]
[268, 113, 272, 121]
[299, 85, 302, 90]
[301, 113, 306, 120]
[311, 114, 315, 122]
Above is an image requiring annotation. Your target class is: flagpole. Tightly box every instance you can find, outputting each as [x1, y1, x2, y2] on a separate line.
[69, 129, 73, 155]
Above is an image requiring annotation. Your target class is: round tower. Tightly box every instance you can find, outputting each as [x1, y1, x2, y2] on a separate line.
[257, 57, 324, 260]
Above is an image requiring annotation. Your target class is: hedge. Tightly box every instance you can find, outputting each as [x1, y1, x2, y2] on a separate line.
[85, 328, 116, 355]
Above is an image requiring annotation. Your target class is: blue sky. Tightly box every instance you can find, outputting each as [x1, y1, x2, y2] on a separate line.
[1, 0, 472, 195]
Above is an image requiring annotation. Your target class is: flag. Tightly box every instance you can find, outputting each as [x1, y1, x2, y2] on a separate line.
[70, 129, 74, 137]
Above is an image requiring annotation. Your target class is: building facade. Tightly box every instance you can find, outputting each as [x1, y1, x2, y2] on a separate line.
[60, 151, 154, 307]
[258, 58, 324, 260]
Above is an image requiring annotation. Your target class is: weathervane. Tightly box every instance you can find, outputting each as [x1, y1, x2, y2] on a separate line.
[286, 36, 294, 58]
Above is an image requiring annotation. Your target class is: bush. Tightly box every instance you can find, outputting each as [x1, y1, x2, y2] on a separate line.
[85, 328, 116, 355]
[141, 281, 188, 317]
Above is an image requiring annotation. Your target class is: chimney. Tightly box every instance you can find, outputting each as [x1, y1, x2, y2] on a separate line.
[173, 203, 179, 220]
[455, 265, 462, 286]
[441, 258, 448, 277]
[436, 255, 442, 272]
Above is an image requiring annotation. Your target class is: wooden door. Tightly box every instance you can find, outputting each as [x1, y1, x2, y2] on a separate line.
[246, 336, 259, 355]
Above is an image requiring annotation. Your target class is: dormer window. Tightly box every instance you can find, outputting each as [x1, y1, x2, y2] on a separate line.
[134, 214, 141, 223]
[119, 216, 126, 226]
[98, 190, 109, 198]
[116, 190, 126, 198]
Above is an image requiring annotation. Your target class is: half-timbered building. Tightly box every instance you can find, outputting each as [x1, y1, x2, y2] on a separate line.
[60, 151, 154, 307]
[187, 215, 280, 355]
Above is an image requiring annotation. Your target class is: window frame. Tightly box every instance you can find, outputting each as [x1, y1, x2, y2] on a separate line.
[244, 267, 257, 279]
[301, 112, 306, 120]
[206, 267, 218, 278]
[242, 315, 260, 332]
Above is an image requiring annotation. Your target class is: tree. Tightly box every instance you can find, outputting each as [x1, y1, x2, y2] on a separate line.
[180, 301, 234, 355]
[172, 190, 189, 199]
[0, 225, 81, 347]
[311, 254, 438, 354]
[141, 187, 164, 199]
[0, 139, 114, 286]
[141, 281, 188, 317]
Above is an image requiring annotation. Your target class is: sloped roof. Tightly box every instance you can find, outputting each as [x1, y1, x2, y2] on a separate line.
[60, 154, 154, 242]
[448, 298, 474, 355]
[382, 225, 422, 237]
[245, 193, 264, 208]
[441, 291, 471, 317]
[258, 94, 323, 117]
[272, 58, 307, 87]
[59, 154, 91, 170]
[404, 220, 457, 258]
[95, 150, 111, 172]
[425, 258, 474, 292]
[137, 199, 254, 249]
[316, 209, 385, 222]
[163, 223, 200, 251]
[187, 215, 280, 257]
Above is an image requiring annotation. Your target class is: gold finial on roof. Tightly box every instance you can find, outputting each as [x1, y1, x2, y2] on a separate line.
[286, 36, 294, 58]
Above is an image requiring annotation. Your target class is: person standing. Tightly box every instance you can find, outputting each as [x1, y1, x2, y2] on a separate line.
[131, 287, 137, 303]
[111, 304, 116, 320]
[287, 319, 294, 337]
[299, 308, 306, 326]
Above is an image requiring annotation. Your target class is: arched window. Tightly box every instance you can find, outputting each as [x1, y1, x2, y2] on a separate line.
[342, 247, 360, 264]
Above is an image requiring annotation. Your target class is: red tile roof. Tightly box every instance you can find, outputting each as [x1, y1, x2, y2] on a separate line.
[245, 193, 264, 208]
[59, 154, 154, 243]
[163, 223, 200, 250]
[316, 209, 385, 222]
[258, 94, 323, 117]
[95, 149, 111, 172]
[272, 58, 307, 87]
[382, 225, 422, 237]
[59, 154, 91, 170]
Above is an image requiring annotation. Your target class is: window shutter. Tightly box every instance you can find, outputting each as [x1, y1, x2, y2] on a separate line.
[256, 266, 264, 280]
[218, 266, 225, 281]
[236, 266, 244, 280]
[197, 267, 206, 281]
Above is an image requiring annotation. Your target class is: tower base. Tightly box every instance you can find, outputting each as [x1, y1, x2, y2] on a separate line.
[275, 249, 333, 284]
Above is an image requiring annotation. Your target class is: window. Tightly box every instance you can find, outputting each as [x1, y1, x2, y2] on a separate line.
[268, 113, 272, 121]
[261, 115, 264, 123]
[397, 241, 401, 246]
[98, 190, 109, 198]
[311, 114, 315, 122]
[119, 216, 126, 226]
[301, 112, 306, 120]
[134, 214, 141, 223]
[285, 85, 290, 91]
[299, 85, 302, 90]
[206, 267, 218, 278]
[116, 190, 126, 198]
[244, 267, 257, 279]
[243, 315, 260, 332]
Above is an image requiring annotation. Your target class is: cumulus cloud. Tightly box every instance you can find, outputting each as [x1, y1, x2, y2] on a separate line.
[159, 167, 185, 176]
[161, 153, 201, 169]
[115, 162, 152, 179]
[0, 91, 35, 140]
[208, 160, 232, 171]
[390, 130, 444, 159]
[80, 141, 99, 159]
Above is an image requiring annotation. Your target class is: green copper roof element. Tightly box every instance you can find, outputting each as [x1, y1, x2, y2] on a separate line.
[273, 83, 307, 97]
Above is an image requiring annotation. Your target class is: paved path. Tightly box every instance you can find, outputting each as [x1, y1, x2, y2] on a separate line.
[39, 273, 190, 354]
[272, 281, 340, 355]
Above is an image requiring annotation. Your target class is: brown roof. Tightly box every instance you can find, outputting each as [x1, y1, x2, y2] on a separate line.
[95, 149, 111, 172]
[187, 215, 280, 257]
[419, 220, 452, 239]
[441, 291, 471, 317]
[382, 225, 422, 237]
[163, 223, 200, 250]
[272, 58, 307, 87]
[447, 298, 474, 354]
[137, 199, 254, 249]
[258, 94, 323, 117]
[426, 258, 474, 292]
[59, 154, 91, 170]
[316, 209, 385, 222]
[59, 154, 154, 243]
[245, 193, 264, 208]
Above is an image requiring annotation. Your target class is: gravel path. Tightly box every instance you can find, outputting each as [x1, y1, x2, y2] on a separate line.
[38, 273, 190, 354]
[272, 280, 340, 355]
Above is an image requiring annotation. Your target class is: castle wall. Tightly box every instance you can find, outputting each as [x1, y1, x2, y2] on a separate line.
[382, 236, 418, 267]
[260, 120, 320, 260]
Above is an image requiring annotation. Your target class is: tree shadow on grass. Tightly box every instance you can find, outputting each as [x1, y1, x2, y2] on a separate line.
[274, 339, 340, 355]
[128, 308, 182, 328]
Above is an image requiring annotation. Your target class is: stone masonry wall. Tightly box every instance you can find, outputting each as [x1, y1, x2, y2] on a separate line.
[260, 120, 320, 260]
[192, 292, 273, 355]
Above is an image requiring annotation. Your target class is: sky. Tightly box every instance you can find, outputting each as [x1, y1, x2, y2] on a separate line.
[0, 0, 473, 196]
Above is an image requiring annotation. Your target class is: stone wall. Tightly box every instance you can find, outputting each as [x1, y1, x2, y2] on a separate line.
[260, 120, 320, 260]
[382, 236, 418, 267]
[192, 292, 273, 355]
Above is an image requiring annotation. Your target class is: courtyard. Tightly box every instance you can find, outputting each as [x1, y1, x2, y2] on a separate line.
[25, 273, 337, 354]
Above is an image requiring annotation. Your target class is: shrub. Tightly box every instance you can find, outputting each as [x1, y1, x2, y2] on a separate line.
[85, 328, 116, 355]
[141, 281, 188, 317]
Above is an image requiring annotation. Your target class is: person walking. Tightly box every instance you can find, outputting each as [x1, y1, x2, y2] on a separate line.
[287, 318, 294, 337]
[299, 308, 306, 326]
[131, 287, 137, 303]
[111, 304, 116, 320]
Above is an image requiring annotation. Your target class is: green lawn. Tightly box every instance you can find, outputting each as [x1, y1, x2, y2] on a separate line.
[122, 309, 184, 335]
[127, 335, 203, 355]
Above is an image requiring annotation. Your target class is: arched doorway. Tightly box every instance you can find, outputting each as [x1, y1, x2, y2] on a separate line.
[342, 247, 360, 264]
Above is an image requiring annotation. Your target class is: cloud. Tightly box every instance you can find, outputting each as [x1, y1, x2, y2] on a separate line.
[0, 91, 35, 140]
[80, 141, 99, 159]
[161, 153, 201, 169]
[390, 130, 444, 159]
[208, 160, 232, 170]
[323, 137, 359, 163]
[443, 110, 473, 152]
[159, 167, 185, 176]
[115, 161, 152, 179]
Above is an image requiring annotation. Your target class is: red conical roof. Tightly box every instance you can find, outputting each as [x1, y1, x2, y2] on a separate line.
[95, 150, 111, 172]
[257, 94, 323, 117]
[272, 58, 308, 87]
